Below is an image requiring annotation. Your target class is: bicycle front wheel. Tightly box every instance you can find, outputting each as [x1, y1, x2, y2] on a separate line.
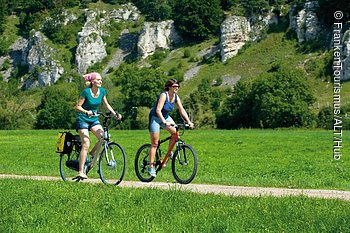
[59, 152, 79, 182]
[134, 144, 156, 182]
[172, 144, 198, 184]
[98, 142, 126, 185]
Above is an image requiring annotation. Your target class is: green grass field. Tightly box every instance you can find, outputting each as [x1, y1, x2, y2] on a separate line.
[1, 129, 350, 232]
[1, 129, 350, 190]
[1, 179, 350, 232]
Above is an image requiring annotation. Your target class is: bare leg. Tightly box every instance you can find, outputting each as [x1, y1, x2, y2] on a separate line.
[149, 132, 160, 167]
[90, 124, 104, 157]
[166, 125, 177, 155]
[78, 129, 90, 177]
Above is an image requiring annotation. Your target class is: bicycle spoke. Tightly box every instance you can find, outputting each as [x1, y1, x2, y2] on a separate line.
[60, 152, 80, 182]
[172, 144, 198, 184]
[135, 144, 156, 182]
[99, 142, 126, 185]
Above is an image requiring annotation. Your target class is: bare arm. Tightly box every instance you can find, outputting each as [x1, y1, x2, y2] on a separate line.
[75, 97, 93, 116]
[176, 96, 194, 128]
[102, 96, 122, 119]
[155, 93, 168, 124]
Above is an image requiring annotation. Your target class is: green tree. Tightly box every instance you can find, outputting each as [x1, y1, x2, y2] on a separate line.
[181, 79, 226, 128]
[0, 80, 37, 129]
[35, 84, 78, 129]
[132, 0, 173, 21]
[217, 65, 316, 129]
[0, 0, 6, 35]
[173, 0, 224, 40]
[317, 106, 332, 129]
[240, 0, 269, 16]
[117, 64, 167, 116]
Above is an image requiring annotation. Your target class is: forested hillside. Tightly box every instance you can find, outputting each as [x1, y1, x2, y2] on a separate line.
[0, 0, 349, 130]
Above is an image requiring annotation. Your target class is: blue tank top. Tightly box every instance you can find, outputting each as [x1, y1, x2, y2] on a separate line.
[150, 92, 178, 118]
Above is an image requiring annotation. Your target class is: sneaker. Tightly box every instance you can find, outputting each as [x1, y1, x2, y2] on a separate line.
[147, 167, 157, 177]
[76, 172, 88, 179]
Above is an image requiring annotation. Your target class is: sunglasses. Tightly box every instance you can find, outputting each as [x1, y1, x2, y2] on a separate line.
[171, 85, 180, 88]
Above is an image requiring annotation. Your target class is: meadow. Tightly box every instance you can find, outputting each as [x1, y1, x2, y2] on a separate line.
[1, 129, 349, 190]
[1, 129, 350, 232]
[1, 179, 350, 232]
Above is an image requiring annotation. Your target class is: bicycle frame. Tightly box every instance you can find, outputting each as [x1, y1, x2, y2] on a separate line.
[157, 132, 179, 168]
[135, 122, 197, 184]
[86, 113, 115, 172]
[156, 123, 188, 169]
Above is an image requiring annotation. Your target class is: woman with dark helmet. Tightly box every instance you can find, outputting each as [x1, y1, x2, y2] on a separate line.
[147, 78, 194, 177]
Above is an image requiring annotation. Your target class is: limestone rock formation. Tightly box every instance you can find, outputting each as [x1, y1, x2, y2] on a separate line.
[220, 16, 250, 62]
[342, 30, 350, 80]
[137, 20, 182, 59]
[23, 31, 64, 89]
[289, 1, 321, 43]
[75, 9, 107, 74]
[220, 11, 278, 62]
[0, 37, 28, 81]
[110, 3, 140, 22]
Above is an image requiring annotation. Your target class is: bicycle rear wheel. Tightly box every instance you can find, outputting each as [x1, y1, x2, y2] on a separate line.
[98, 142, 126, 185]
[59, 152, 79, 182]
[134, 144, 156, 182]
[172, 144, 198, 184]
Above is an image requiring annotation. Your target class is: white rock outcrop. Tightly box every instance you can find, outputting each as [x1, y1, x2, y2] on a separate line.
[110, 3, 140, 22]
[75, 10, 107, 74]
[24, 31, 64, 89]
[137, 20, 182, 59]
[289, 1, 321, 43]
[342, 30, 350, 80]
[220, 11, 278, 62]
[220, 16, 250, 62]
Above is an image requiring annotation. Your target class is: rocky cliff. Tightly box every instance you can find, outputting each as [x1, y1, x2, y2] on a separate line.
[137, 20, 182, 59]
[342, 30, 350, 80]
[220, 11, 278, 62]
[23, 31, 64, 89]
[1, 1, 349, 88]
[289, 1, 322, 43]
[75, 9, 107, 74]
[220, 16, 250, 63]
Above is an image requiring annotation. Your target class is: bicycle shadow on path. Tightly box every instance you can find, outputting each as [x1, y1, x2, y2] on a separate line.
[1, 174, 350, 201]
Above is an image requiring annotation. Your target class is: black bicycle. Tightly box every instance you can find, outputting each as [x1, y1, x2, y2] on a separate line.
[59, 112, 126, 185]
[135, 123, 198, 184]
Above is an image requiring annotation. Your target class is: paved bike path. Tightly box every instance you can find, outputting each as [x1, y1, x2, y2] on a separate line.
[1, 174, 350, 201]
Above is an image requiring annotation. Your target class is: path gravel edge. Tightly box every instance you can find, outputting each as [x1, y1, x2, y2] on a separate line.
[1, 174, 350, 201]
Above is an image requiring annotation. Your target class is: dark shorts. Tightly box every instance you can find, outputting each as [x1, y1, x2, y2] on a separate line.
[76, 119, 101, 132]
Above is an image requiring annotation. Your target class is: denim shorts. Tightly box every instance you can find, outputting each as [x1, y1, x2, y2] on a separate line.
[149, 115, 175, 133]
[76, 119, 101, 131]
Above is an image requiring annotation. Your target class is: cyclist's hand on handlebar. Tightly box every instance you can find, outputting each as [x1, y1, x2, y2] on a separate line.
[188, 122, 194, 129]
[114, 113, 122, 120]
[86, 110, 94, 117]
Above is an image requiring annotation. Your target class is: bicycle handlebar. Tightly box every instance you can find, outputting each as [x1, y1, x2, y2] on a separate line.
[170, 123, 193, 131]
[87, 111, 122, 127]
[88, 111, 121, 119]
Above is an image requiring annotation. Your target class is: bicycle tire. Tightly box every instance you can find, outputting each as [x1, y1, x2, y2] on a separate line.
[59, 151, 80, 182]
[98, 142, 126, 185]
[134, 144, 156, 182]
[172, 144, 198, 184]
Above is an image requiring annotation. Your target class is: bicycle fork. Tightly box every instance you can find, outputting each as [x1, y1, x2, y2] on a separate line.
[175, 140, 188, 166]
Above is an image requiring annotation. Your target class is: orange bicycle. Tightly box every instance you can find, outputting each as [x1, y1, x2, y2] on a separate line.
[134, 123, 198, 184]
